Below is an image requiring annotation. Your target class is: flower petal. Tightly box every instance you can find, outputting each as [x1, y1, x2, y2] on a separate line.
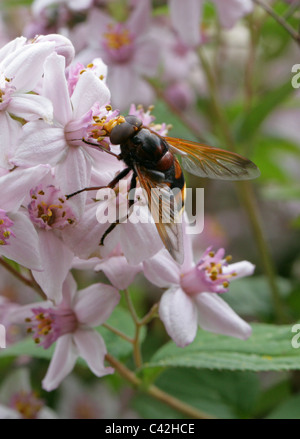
[95, 256, 142, 290]
[169, 0, 202, 47]
[42, 53, 72, 125]
[71, 70, 110, 120]
[0, 164, 50, 212]
[54, 147, 91, 217]
[213, 0, 253, 28]
[224, 261, 255, 279]
[13, 121, 67, 167]
[3, 41, 55, 92]
[0, 112, 21, 169]
[143, 249, 180, 288]
[159, 286, 198, 347]
[0, 212, 43, 271]
[8, 94, 53, 123]
[32, 230, 74, 304]
[0, 36, 26, 63]
[194, 292, 252, 339]
[42, 334, 78, 391]
[74, 329, 114, 376]
[74, 283, 120, 327]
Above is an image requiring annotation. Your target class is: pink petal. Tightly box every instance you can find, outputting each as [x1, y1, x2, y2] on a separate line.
[143, 249, 180, 288]
[74, 283, 120, 326]
[159, 286, 198, 347]
[213, 0, 253, 28]
[35, 34, 75, 67]
[0, 36, 26, 62]
[42, 53, 72, 125]
[169, 0, 202, 47]
[42, 334, 78, 391]
[0, 112, 21, 169]
[3, 42, 55, 92]
[1, 212, 43, 271]
[62, 202, 108, 259]
[13, 121, 67, 167]
[8, 94, 53, 123]
[74, 329, 114, 376]
[0, 165, 51, 212]
[0, 405, 21, 419]
[223, 261, 255, 279]
[118, 206, 164, 265]
[128, 0, 151, 36]
[54, 147, 91, 217]
[32, 230, 74, 304]
[134, 39, 159, 77]
[194, 293, 252, 339]
[61, 273, 78, 309]
[71, 70, 110, 120]
[108, 65, 136, 111]
[95, 256, 142, 290]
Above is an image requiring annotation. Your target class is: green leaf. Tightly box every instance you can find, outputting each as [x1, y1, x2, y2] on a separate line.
[266, 393, 300, 419]
[142, 323, 300, 372]
[234, 82, 295, 143]
[224, 276, 292, 320]
[0, 0, 33, 8]
[98, 307, 146, 359]
[0, 307, 144, 362]
[133, 369, 260, 419]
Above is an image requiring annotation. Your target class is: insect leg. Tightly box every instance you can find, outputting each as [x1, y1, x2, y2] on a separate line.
[81, 138, 121, 159]
[100, 173, 137, 245]
[66, 167, 131, 199]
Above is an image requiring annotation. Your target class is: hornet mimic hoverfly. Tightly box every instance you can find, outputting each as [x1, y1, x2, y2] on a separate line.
[67, 115, 260, 264]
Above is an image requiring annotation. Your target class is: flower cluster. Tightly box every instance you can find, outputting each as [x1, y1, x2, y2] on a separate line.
[0, 0, 256, 398]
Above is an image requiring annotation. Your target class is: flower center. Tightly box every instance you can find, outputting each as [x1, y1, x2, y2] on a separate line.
[26, 306, 78, 349]
[28, 185, 76, 230]
[0, 73, 15, 111]
[10, 391, 44, 419]
[102, 23, 135, 63]
[180, 248, 237, 295]
[0, 209, 15, 245]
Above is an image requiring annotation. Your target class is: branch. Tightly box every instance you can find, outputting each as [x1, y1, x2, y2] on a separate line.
[105, 353, 215, 419]
[253, 0, 300, 44]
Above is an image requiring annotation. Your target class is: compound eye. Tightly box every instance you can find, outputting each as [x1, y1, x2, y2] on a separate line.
[124, 115, 143, 129]
[110, 122, 136, 145]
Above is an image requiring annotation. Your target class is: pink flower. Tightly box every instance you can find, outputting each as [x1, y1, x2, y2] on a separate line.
[0, 165, 50, 270]
[21, 172, 77, 304]
[0, 37, 56, 169]
[73, 243, 142, 290]
[143, 222, 254, 347]
[13, 52, 111, 216]
[0, 369, 57, 419]
[78, 1, 159, 110]
[11, 274, 120, 391]
[169, 0, 253, 47]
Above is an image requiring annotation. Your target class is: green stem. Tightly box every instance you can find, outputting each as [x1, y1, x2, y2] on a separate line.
[0, 258, 47, 300]
[253, 0, 300, 45]
[105, 353, 215, 419]
[124, 289, 143, 368]
[198, 49, 285, 322]
[102, 323, 134, 344]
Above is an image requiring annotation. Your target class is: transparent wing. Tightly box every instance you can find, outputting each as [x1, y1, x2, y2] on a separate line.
[134, 164, 184, 265]
[165, 137, 260, 180]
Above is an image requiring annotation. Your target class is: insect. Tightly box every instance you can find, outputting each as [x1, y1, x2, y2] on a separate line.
[67, 115, 260, 264]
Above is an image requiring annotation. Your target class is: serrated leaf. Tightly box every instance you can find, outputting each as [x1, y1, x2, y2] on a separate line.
[142, 323, 300, 372]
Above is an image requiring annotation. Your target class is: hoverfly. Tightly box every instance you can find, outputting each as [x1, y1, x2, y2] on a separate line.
[67, 115, 260, 264]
